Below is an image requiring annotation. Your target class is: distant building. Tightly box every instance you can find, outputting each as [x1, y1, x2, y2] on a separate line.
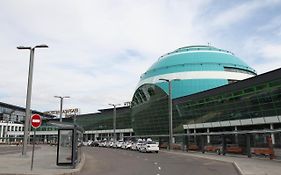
[0, 101, 54, 143]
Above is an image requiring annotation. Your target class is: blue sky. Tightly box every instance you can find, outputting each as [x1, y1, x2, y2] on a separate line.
[0, 0, 281, 114]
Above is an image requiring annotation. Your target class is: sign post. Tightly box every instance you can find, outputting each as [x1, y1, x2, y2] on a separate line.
[30, 114, 42, 171]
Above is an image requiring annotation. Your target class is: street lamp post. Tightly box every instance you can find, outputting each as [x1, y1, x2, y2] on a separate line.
[17, 44, 48, 156]
[54, 96, 70, 122]
[109, 103, 120, 142]
[159, 78, 180, 150]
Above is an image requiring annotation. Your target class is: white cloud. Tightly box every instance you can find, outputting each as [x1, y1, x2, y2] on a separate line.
[0, 0, 280, 114]
[257, 15, 281, 36]
[260, 44, 281, 60]
[211, 0, 281, 28]
[242, 36, 281, 74]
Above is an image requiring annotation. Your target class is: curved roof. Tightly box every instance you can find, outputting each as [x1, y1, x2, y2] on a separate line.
[141, 45, 256, 80]
[136, 45, 257, 99]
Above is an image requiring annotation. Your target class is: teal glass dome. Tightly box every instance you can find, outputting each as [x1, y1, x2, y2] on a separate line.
[136, 45, 257, 99]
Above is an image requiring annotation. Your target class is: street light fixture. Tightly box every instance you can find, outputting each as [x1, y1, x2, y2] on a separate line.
[17, 44, 48, 156]
[109, 103, 121, 142]
[54, 96, 70, 122]
[159, 78, 180, 150]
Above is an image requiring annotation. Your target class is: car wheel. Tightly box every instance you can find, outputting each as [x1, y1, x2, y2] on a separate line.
[155, 151, 158, 153]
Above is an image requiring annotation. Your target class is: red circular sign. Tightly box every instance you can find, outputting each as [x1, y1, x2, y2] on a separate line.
[31, 114, 42, 129]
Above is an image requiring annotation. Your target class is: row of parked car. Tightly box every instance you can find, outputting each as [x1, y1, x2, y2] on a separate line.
[85, 139, 159, 153]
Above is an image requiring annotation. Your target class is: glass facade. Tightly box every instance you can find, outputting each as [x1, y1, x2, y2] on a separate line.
[131, 84, 169, 136]
[174, 74, 281, 127]
[131, 68, 281, 136]
[72, 107, 131, 131]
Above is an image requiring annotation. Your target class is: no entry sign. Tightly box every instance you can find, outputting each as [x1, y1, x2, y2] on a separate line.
[31, 114, 42, 129]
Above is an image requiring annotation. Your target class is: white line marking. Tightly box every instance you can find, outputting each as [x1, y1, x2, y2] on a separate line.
[32, 119, 40, 123]
[154, 162, 158, 165]
[158, 167, 161, 170]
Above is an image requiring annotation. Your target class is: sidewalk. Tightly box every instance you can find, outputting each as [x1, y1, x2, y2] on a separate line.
[0, 145, 85, 175]
[162, 150, 281, 175]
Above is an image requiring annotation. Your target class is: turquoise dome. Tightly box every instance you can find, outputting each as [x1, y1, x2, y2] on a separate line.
[137, 45, 256, 99]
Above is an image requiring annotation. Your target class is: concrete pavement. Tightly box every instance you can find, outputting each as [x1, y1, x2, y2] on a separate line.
[162, 150, 281, 175]
[0, 145, 85, 175]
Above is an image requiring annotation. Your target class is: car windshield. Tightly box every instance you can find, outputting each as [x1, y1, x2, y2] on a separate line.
[147, 141, 156, 144]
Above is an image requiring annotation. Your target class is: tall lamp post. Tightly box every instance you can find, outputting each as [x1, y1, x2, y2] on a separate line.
[109, 103, 120, 142]
[54, 96, 70, 122]
[17, 44, 48, 156]
[159, 78, 180, 150]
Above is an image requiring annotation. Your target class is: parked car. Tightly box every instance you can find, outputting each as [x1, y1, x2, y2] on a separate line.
[82, 141, 89, 146]
[112, 141, 118, 148]
[121, 142, 127, 149]
[109, 141, 114, 147]
[87, 140, 93, 146]
[139, 141, 159, 153]
[131, 142, 137, 150]
[99, 140, 107, 147]
[116, 140, 124, 148]
[90, 140, 100, 147]
[136, 140, 145, 151]
[125, 141, 133, 149]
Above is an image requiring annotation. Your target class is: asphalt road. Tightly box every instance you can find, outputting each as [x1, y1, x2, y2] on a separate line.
[80, 147, 239, 175]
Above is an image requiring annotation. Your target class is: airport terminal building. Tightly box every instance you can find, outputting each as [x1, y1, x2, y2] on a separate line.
[5, 45, 281, 158]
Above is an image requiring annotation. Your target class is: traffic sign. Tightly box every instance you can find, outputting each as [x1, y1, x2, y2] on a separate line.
[31, 114, 42, 129]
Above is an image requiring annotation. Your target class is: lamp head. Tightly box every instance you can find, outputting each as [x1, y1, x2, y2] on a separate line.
[34, 44, 48, 48]
[17, 46, 31, 50]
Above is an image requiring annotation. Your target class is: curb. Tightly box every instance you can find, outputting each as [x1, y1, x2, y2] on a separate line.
[58, 152, 86, 175]
[232, 162, 243, 175]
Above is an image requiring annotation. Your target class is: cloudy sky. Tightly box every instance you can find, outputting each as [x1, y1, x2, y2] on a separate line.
[0, 0, 281, 114]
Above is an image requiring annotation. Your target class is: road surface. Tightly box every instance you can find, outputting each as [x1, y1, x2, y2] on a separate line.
[80, 147, 238, 175]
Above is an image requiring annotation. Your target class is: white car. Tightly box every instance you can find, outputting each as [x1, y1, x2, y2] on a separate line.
[136, 140, 145, 151]
[116, 140, 124, 148]
[99, 140, 107, 147]
[121, 142, 127, 149]
[139, 141, 159, 153]
[125, 141, 132, 149]
[131, 142, 137, 150]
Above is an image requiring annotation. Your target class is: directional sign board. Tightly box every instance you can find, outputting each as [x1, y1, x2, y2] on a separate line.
[31, 114, 42, 129]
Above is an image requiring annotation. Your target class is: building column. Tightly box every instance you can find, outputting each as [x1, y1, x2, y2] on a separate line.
[95, 134, 98, 140]
[120, 133, 124, 140]
[5, 124, 8, 143]
[270, 124, 275, 145]
[44, 135, 47, 143]
[207, 128, 210, 144]
[186, 129, 190, 152]
[246, 134, 252, 158]
[194, 129, 197, 144]
[234, 126, 238, 144]
[0, 125, 3, 142]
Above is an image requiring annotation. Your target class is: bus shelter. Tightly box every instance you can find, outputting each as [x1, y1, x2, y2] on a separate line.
[48, 121, 83, 168]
